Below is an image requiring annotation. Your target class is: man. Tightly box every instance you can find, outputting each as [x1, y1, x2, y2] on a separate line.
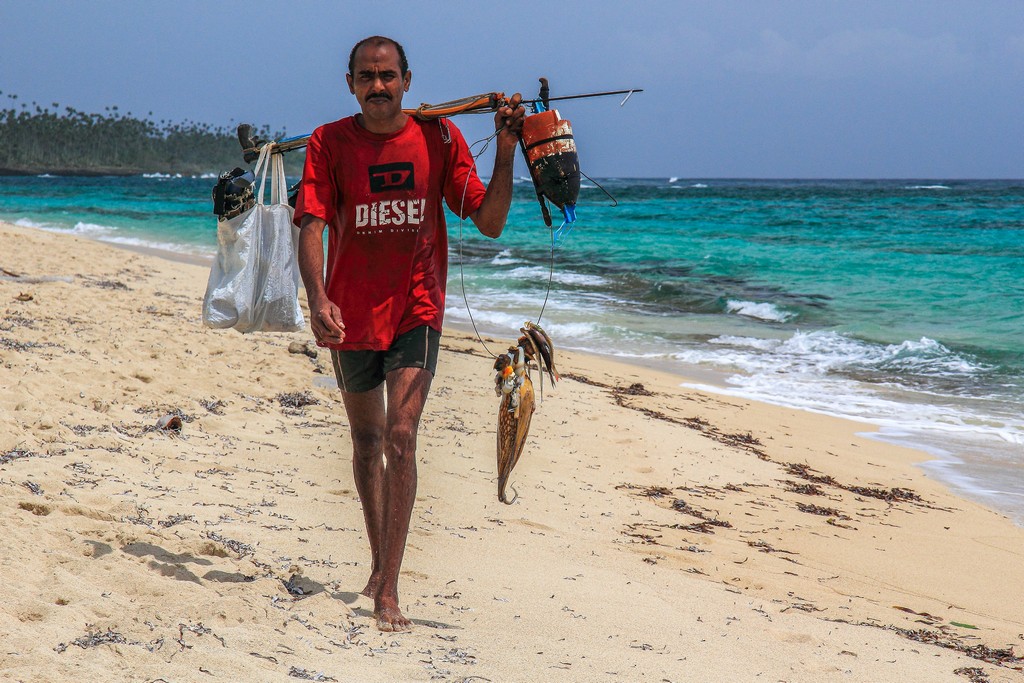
[293, 35, 524, 632]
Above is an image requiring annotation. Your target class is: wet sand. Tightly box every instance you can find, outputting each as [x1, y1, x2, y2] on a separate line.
[2, 220, 1023, 681]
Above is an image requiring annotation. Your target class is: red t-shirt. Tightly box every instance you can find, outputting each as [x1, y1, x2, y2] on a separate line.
[294, 116, 486, 351]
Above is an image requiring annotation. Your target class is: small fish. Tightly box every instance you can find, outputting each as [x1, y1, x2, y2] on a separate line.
[519, 321, 559, 387]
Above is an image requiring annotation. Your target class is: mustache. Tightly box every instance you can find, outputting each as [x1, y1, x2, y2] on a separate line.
[367, 92, 392, 100]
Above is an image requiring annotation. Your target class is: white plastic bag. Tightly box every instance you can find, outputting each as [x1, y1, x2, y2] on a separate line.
[202, 144, 305, 333]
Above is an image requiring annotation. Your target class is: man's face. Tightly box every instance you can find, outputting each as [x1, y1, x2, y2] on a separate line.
[346, 42, 411, 125]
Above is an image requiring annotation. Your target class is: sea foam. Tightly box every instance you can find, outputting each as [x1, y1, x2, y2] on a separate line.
[490, 249, 524, 266]
[14, 217, 49, 229]
[672, 328, 1021, 454]
[506, 266, 609, 287]
[100, 234, 214, 256]
[25, 220, 119, 238]
[697, 330, 986, 379]
[725, 299, 794, 322]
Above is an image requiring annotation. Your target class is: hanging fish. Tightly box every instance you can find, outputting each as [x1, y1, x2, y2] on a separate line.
[517, 320, 560, 391]
[493, 322, 559, 504]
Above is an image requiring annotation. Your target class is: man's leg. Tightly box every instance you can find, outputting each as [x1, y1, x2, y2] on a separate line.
[374, 366, 432, 631]
[340, 385, 387, 598]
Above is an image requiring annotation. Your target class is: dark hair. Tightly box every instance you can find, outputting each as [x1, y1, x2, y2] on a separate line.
[348, 36, 409, 76]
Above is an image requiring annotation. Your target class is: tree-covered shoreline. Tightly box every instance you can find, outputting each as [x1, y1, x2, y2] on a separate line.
[0, 93, 302, 176]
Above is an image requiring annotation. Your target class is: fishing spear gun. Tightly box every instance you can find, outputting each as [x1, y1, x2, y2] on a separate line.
[223, 81, 642, 229]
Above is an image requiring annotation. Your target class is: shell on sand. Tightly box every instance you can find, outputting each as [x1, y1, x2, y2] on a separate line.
[497, 373, 535, 504]
[156, 414, 183, 432]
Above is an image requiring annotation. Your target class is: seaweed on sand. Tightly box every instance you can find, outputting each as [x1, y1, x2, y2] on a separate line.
[158, 514, 196, 528]
[0, 448, 45, 465]
[616, 382, 654, 397]
[785, 462, 839, 487]
[796, 502, 851, 520]
[615, 483, 673, 498]
[82, 278, 129, 290]
[670, 498, 732, 528]
[54, 628, 126, 653]
[0, 337, 42, 352]
[890, 627, 1022, 668]
[747, 539, 797, 555]
[204, 531, 255, 557]
[563, 372, 771, 459]
[199, 398, 227, 415]
[288, 668, 338, 681]
[276, 391, 319, 410]
[846, 485, 922, 502]
[785, 480, 826, 496]
[826, 622, 1023, 671]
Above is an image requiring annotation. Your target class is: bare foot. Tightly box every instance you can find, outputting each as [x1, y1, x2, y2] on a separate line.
[375, 596, 412, 632]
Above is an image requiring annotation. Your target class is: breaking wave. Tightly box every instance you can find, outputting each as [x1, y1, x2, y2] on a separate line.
[725, 299, 794, 322]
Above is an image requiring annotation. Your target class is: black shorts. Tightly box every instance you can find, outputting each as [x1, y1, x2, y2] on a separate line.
[329, 325, 441, 393]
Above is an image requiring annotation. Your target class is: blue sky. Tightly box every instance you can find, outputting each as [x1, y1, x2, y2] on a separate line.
[2, 1, 1023, 178]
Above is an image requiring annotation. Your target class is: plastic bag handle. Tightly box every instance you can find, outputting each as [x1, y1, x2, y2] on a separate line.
[253, 143, 274, 205]
[271, 152, 288, 206]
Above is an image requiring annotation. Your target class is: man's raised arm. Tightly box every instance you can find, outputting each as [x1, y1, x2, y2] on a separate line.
[471, 94, 526, 239]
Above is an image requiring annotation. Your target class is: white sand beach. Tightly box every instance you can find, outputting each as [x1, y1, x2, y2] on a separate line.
[1, 220, 1022, 682]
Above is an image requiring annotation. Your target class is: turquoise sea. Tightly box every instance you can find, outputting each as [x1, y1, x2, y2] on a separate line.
[2, 174, 1022, 523]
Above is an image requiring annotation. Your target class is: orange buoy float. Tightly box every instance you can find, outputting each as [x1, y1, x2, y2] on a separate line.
[519, 84, 580, 229]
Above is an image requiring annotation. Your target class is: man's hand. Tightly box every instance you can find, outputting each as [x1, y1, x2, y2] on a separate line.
[297, 214, 346, 347]
[494, 93, 525, 148]
[309, 296, 345, 347]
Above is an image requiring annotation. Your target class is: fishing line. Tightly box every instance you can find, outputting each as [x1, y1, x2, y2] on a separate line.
[456, 129, 501, 359]
[456, 126, 557, 359]
[545, 173, 618, 246]
[581, 171, 618, 207]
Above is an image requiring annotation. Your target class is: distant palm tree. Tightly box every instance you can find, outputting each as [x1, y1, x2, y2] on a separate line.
[0, 95, 303, 175]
